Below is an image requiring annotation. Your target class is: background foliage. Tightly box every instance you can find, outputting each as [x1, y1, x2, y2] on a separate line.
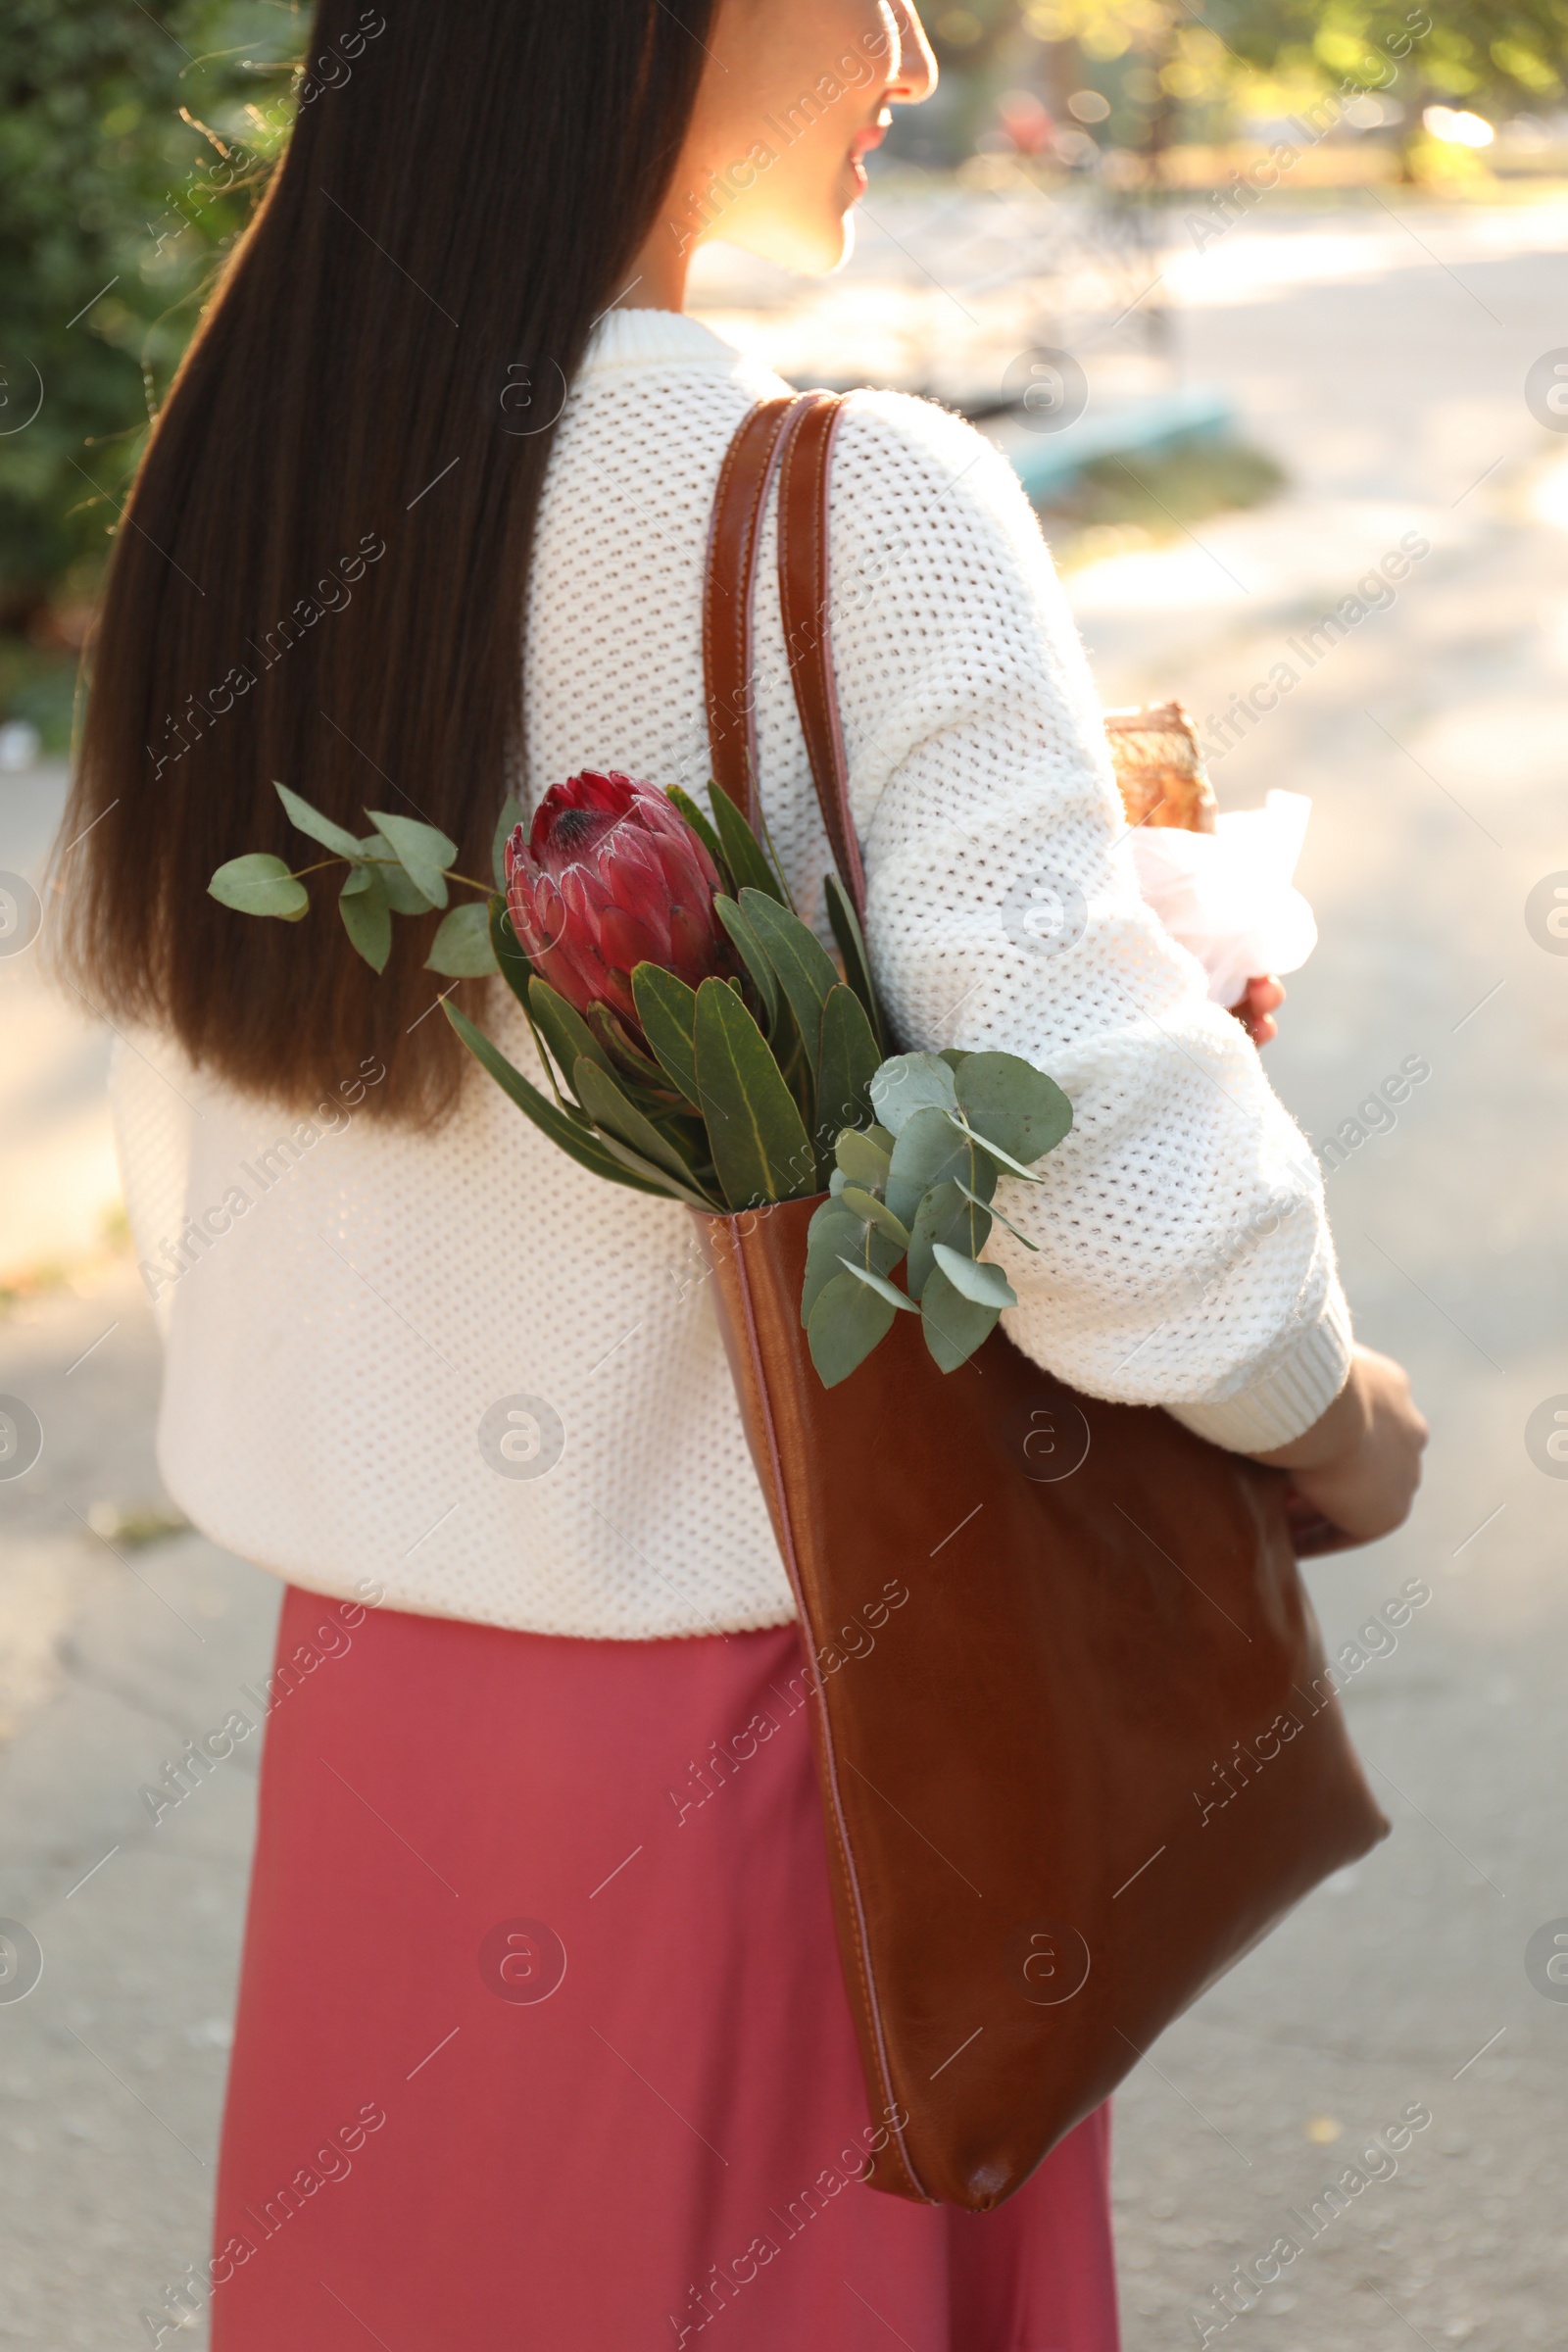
[0, 0, 287, 729]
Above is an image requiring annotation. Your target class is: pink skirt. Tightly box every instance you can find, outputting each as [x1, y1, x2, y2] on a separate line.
[211, 1586, 1120, 2349]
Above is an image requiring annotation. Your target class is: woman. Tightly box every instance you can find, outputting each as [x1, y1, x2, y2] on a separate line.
[58, 3, 1426, 2344]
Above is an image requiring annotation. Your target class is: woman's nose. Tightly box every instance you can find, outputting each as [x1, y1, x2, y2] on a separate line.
[886, 2, 939, 106]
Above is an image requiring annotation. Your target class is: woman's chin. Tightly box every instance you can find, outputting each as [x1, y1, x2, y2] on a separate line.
[721, 207, 855, 280]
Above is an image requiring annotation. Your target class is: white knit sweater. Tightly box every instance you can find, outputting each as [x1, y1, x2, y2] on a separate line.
[110, 307, 1352, 1641]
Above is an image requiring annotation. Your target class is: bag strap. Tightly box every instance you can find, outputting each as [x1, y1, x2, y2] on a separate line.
[703, 394, 803, 823]
[704, 390, 862, 914]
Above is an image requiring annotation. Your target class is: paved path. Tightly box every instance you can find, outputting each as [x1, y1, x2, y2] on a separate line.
[2, 194, 1566, 2347]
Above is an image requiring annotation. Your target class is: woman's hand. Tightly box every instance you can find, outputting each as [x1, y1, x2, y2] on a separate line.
[1250, 1344, 1428, 1546]
[1231, 974, 1284, 1046]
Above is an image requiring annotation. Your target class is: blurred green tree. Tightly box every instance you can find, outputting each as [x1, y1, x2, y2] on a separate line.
[0, 0, 287, 637]
[1199, 0, 1567, 111]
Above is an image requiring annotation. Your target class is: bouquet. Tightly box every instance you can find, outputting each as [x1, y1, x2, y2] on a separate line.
[210, 771, 1073, 1387]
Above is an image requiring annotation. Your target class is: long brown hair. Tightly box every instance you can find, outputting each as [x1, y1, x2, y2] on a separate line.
[54, 0, 715, 1122]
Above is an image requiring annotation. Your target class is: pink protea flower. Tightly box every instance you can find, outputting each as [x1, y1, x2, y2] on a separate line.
[504, 770, 735, 1033]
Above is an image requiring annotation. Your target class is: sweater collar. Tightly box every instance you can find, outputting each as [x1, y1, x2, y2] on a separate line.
[579, 307, 747, 375]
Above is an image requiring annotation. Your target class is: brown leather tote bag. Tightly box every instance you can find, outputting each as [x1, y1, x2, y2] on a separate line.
[695, 391, 1388, 2211]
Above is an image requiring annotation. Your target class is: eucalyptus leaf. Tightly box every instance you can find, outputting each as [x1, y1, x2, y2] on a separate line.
[919, 1263, 1001, 1374]
[906, 1178, 993, 1301]
[808, 1268, 897, 1389]
[709, 778, 788, 907]
[631, 965, 702, 1107]
[714, 895, 780, 1032]
[804, 1204, 868, 1327]
[958, 1179, 1040, 1250]
[491, 794, 525, 891]
[443, 1004, 668, 1197]
[834, 1127, 892, 1190]
[360, 833, 432, 916]
[338, 863, 391, 970]
[839, 1185, 911, 1249]
[815, 984, 881, 1159]
[885, 1104, 994, 1230]
[838, 1256, 918, 1313]
[870, 1052, 959, 1138]
[339, 861, 373, 898]
[366, 808, 459, 909]
[823, 871, 885, 1054]
[274, 781, 365, 862]
[808, 1197, 868, 1250]
[953, 1052, 1073, 1166]
[526, 978, 612, 1088]
[426, 902, 499, 977]
[931, 1242, 1018, 1310]
[803, 1201, 902, 1326]
[693, 975, 815, 1211]
[739, 889, 839, 1072]
[208, 853, 310, 921]
[947, 1112, 1052, 1185]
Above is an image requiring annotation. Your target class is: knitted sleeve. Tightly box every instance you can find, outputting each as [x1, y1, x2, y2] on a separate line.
[824, 392, 1352, 1453]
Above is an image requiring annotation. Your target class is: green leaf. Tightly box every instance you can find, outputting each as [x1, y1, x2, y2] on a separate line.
[958, 1179, 1040, 1250]
[593, 1128, 720, 1212]
[919, 1264, 1001, 1374]
[815, 985, 881, 1155]
[632, 965, 702, 1108]
[426, 902, 499, 976]
[808, 1268, 897, 1389]
[802, 1200, 901, 1327]
[666, 785, 730, 885]
[931, 1242, 1018, 1309]
[907, 1178, 993, 1301]
[709, 778, 788, 907]
[490, 896, 533, 1006]
[491, 794, 524, 891]
[366, 808, 459, 909]
[208, 853, 310, 920]
[885, 1104, 995, 1231]
[824, 872, 885, 1054]
[715, 896, 780, 1032]
[803, 1202, 866, 1327]
[839, 1256, 918, 1313]
[585, 1004, 677, 1097]
[338, 863, 391, 970]
[274, 781, 364, 862]
[339, 861, 373, 898]
[834, 1126, 892, 1190]
[360, 833, 433, 915]
[839, 1184, 911, 1249]
[947, 1111, 1051, 1185]
[443, 1004, 668, 1197]
[739, 889, 840, 1073]
[953, 1053, 1073, 1166]
[870, 1052, 959, 1138]
[528, 977, 612, 1089]
[573, 1055, 716, 1200]
[693, 975, 815, 1211]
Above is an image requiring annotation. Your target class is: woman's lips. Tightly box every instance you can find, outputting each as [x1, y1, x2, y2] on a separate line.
[848, 117, 888, 196]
